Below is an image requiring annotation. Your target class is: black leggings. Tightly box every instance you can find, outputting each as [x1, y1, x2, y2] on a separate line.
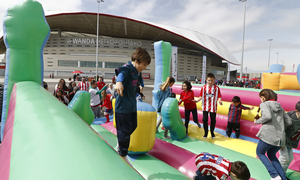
[185, 108, 199, 131]
[202, 111, 216, 137]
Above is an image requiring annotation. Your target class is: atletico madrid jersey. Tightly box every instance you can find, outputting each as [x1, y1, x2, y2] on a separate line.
[199, 84, 222, 113]
[195, 152, 232, 180]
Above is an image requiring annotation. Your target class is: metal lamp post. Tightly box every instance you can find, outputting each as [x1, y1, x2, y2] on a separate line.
[267, 39, 273, 68]
[96, 0, 104, 81]
[239, 0, 247, 81]
[276, 52, 279, 64]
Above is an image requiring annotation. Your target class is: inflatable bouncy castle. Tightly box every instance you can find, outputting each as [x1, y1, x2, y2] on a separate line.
[1, 1, 300, 180]
[261, 64, 300, 92]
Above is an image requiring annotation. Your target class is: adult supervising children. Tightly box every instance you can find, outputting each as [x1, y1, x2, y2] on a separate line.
[194, 73, 222, 139]
[114, 47, 151, 164]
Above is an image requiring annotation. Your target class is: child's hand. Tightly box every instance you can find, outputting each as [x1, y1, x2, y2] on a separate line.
[250, 106, 254, 110]
[193, 97, 201, 102]
[219, 101, 223, 105]
[115, 82, 124, 97]
[178, 99, 182, 103]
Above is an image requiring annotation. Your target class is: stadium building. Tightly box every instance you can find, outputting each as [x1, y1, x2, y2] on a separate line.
[0, 12, 240, 80]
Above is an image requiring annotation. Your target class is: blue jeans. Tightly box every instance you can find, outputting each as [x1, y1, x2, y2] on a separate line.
[193, 170, 215, 180]
[256, 139, 287, 180]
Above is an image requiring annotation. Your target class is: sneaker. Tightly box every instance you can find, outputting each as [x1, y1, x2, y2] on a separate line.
[197, 123, 201, 128]
[270, 176, 282, 180]
[211, 132, 215, 139]
[164, 136, 171, 139]
[161, 127, 165, 130]
[203, 136, 207, 139]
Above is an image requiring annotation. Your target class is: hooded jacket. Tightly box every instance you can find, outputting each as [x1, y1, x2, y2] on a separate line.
[255, 101, 292, 147]
[286, 111, 300, 148]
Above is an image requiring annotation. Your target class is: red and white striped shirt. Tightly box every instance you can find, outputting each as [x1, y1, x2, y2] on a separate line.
[199, 84, 221, 113]
[195, 152, 232, 180]
[77, 82, 90, 91]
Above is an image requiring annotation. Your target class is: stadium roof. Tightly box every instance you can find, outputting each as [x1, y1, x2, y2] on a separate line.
[0, 12, 240, 65]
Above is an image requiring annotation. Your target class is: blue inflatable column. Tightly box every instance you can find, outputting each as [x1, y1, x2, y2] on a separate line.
[152, 41, 172, 110]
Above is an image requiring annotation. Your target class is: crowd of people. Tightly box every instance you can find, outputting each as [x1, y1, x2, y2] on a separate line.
[193, 78, 261, 89]
[43, 75, 117, 120]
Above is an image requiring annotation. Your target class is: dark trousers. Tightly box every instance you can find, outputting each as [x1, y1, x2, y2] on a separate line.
[226, 122, 240, 138]
[194, 170, 215, 180]
[115, 112, 137, 157]
[202, 111, 216, 137]
[185, 108, 199, 132]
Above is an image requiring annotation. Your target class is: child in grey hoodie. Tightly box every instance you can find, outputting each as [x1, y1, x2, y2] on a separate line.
[254, 89, 292, 180]
[279, 101, 300, 174]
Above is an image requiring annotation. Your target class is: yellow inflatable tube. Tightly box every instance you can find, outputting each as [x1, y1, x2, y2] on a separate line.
[113, 100, 157, 154]
[176, 95, 260, 122]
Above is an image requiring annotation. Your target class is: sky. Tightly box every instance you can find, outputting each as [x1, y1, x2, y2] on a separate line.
[1, 0, 300, 73]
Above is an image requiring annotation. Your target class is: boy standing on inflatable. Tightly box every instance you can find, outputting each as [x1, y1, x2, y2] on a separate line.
[194, 152, 251, 180]
[114, 47, 151, 164]
[194, 73, 222, 138]
[226, 96, 254, 138]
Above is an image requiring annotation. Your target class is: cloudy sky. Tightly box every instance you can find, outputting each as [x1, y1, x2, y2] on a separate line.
[1, 0, 300, 73]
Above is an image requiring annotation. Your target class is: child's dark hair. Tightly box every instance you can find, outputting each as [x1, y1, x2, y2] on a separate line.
[171, 93, 176, 98]
[232, 96, 241, 103]
[183, 80, 192, 90]
[296, 101, 300, 112]
[43, 81, 48, 89]
[91, 80, 97, 85]
[131, 47, 151, 65]
[160, 76, 175, 91]
[259, 89, 275, 101]
[206, 73, 215, 79]
[231, 161, 251, 180]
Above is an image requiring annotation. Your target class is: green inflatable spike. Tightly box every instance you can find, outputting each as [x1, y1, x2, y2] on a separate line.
[68, 91, 94, 125]
[161, 41, 172, 82]
[1, 0, 50, 140]
[162, 98, 186, 140]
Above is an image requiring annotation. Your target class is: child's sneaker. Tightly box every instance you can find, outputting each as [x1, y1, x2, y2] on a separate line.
[161, 127, 165, 130]
[164, 136, 171, 139]
[270, 176, 282, 180]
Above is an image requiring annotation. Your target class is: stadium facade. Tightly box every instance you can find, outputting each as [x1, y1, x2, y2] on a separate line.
[0, 12, 240, 80]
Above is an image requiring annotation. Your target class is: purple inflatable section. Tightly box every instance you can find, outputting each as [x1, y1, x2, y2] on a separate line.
[173, 84, 299, 112]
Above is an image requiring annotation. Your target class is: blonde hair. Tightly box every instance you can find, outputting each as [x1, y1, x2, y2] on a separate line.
[101, 90, 107, 100]
[160, 77, 175, 91]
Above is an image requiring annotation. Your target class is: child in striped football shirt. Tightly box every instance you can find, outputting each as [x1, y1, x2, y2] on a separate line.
[194, 152, 250, 180]
[226, 96, 254, 138]
[194, 73, 222, 138]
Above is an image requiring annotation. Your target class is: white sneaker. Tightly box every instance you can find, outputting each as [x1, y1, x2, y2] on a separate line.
[270, 176, 282, 180]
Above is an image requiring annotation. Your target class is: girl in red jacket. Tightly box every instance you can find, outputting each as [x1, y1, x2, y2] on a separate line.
[101, 90, 112, 123]
[179, 81, 201, 134]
